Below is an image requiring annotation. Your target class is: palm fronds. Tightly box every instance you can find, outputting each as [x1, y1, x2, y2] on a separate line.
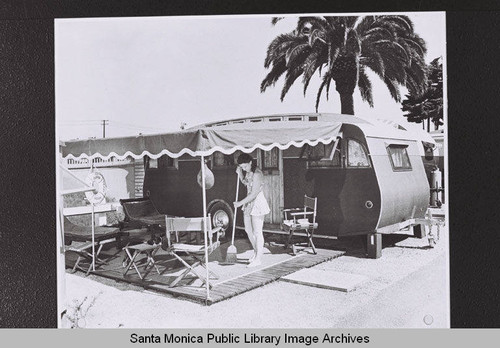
[261, 14, 429, 115]
[358, 66, 374, 107]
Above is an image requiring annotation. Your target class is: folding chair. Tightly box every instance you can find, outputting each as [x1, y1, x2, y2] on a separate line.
[282, 195, 318, 254]
[122, 242, 162, 280]
[64, 217, 123, 275]
[66, 238, 117, 275]
[119, 198, 166, 244]
[163, 215, 222, 288]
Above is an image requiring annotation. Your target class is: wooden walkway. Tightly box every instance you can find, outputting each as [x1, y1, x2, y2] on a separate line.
[67, 247, 345, 305]
[148, 249, 345, 305]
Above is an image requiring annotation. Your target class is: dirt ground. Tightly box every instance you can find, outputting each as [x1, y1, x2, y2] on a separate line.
[62, 224, 448, 329]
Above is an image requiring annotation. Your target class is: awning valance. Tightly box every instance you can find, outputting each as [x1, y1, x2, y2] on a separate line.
[60, 121, 342, 160]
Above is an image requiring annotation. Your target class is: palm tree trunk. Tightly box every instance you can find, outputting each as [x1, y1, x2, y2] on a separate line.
[332, 55, 357, 115]
[340, 93, 354, 115]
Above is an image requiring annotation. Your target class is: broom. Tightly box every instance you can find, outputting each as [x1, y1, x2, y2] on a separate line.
[225, 173, 240, 264]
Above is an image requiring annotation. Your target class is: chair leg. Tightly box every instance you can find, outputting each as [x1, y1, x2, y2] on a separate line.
[142, 262, 159, 279]
[169, 267, 192, 288]
[169, 254, 198, 287]
[86, 261, 92, 276]
[285, 230, 294, 250]
[169, 253, 211, 288]
[192, 255, 219, 279]
[142, 249, 161, 278]
[72, 256, 82, 273]
[306, 229, 317, 254]
[85, 244, 106, 275]
[124, 249, 143, 279]
[200, 263, 219, 279]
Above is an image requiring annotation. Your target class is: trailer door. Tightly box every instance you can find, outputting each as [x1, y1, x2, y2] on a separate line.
[258, 148, 283, 225]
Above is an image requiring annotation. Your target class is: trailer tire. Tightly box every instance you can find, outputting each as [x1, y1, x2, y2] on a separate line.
[208, 201, 233, 241]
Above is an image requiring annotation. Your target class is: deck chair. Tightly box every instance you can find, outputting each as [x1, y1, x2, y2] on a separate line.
[64, 217, 123, 275]
[282, 195, 318, 254]
[119, 197, 167, 243]
[163, 215, 222, 288]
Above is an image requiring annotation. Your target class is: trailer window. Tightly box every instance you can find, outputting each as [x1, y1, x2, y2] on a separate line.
[213, 151, 234, 168]
[307, 141, 341, 168]
[347, 140, 371, 168]
[387, 145, 412, 170]
[144, 156, 158, 169]
[261, 148, 279, 171]
[158, 155, 178, 170]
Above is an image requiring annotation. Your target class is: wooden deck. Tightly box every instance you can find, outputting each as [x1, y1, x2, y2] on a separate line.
[66, 243, 345, 305]
[149, 249, 344, 304]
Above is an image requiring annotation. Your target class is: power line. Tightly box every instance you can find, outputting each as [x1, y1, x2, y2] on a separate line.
[59, 119, 166, 131]
[112, 120, 163, 131]
[58, 121, 103, 126]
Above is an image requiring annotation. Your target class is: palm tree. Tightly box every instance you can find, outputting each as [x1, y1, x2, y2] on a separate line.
[261, 16, 428, 115]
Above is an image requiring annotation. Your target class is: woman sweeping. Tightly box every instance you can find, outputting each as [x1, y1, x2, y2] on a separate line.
[233, 153, 270, 267]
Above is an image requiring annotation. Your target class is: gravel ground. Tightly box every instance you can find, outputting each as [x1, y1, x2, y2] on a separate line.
[62, 224, 448, 328]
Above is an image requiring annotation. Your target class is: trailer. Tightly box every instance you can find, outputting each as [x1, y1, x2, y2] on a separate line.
[61, 113, 440, 258]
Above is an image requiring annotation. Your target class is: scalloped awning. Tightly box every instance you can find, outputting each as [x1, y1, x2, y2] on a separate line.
[60, 121, 342, 160]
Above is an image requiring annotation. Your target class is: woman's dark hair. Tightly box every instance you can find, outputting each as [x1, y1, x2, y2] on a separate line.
[237, 153, 257, 172]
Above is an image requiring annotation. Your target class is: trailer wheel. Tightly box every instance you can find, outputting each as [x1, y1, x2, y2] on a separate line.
[208, 201, 233, 241]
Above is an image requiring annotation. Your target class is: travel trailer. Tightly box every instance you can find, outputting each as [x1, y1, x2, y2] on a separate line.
[61, 113, 436, 257]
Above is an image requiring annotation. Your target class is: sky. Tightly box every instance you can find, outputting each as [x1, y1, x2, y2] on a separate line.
[55, 12, 446, 141]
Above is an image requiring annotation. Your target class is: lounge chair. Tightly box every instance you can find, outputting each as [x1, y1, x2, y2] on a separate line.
[63, 217, 123, 275]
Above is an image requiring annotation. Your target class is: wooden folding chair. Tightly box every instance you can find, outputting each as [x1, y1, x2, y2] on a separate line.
[66, 237, 116, 275]
[163, 215, 222, 288]
[64, 217, 124, 275]
[282, 195, 318, 254]
[122, 242, 162, 280]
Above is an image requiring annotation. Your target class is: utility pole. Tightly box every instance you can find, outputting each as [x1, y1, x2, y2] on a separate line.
[101, 120, 109, 138]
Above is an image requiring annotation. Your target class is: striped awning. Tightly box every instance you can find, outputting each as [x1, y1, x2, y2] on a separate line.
[60, 121, 342, 160]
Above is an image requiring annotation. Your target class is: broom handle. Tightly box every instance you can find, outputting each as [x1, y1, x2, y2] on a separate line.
[231, 173, 240, 246]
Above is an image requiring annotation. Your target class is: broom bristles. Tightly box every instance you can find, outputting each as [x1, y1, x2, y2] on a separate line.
[225, 244, 238, 263]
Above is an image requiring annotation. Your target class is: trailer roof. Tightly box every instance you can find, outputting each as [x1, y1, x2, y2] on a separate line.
[197, 113, 434, 144]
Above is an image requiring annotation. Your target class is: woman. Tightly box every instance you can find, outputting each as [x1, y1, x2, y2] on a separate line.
[233, 153, 270, 267]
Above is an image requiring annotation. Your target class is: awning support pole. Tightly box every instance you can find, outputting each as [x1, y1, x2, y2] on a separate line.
[201, 156, 210, 301]
[91, 203, 95, 271]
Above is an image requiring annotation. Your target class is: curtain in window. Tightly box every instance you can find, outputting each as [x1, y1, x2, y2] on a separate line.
[389, 146, 411, 169]
[348, 140, 370, 167]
